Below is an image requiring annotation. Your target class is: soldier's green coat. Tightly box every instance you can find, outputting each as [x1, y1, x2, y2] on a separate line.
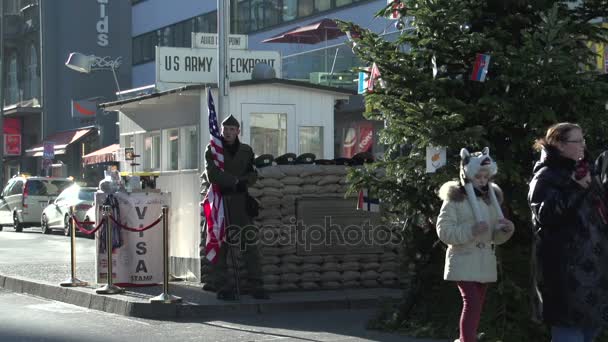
[203, 139, 263, 291]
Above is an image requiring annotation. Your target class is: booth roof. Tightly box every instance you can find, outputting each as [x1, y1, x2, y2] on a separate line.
[98, 78, 355, 110]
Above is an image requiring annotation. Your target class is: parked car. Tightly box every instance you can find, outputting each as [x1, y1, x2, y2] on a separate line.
[40, 185, 96, 236]
[0, 176, 73, 232]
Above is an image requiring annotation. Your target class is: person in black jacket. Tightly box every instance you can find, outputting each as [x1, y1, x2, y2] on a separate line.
[528, 122, 608, 341]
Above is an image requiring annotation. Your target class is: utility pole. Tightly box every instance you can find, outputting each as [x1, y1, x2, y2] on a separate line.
[0, 2, 5, 185]
[217, 0, 230, 122]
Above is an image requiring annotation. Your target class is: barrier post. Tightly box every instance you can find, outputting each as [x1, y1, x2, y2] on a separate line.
[96, 204, 124, 295]
[150, 206, 181, 303]
[60, 207, 88, 287]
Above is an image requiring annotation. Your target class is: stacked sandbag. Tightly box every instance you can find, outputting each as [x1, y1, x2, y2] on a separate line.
[201, 164, 403, 292]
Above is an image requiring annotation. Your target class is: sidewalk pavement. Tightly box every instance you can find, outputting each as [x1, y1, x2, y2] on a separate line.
[0, 231, 402, 320]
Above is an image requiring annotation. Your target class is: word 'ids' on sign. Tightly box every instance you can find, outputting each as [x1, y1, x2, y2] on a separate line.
[156, 46, 281, 84]
[295, 197, 386, 256]
[191, 32, 248, 50]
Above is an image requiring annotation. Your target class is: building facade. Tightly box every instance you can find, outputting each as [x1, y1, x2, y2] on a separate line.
[1, 0, 131, 185]
[130, 0, 396, 161]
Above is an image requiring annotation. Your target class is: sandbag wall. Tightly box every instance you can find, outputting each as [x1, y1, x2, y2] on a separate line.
[248, 164, 402, 292]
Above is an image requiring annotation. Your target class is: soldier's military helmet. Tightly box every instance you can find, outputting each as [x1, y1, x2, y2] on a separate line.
[255, 154, 274, 168]
[295, 153, 316, 165]
[314, 159, 335, 165]
[351, 152, 374, 165]
[334, 157, 353, 166]
[275, 153, 297, 165]
[221, 115, 240, 128]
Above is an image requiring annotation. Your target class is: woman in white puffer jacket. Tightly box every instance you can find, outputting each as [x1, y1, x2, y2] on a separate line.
[436, 147, 515, 342]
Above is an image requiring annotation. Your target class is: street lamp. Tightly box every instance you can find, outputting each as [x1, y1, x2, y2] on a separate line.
[65, 52, 123, 99]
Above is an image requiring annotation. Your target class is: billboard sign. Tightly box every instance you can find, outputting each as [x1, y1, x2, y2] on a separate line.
[191, 33, 248, 50]
[71, 99, 97, 118]
[4, 134, 21, 156]
[156, 47, 281, 84]
[43, 141, 55, 160]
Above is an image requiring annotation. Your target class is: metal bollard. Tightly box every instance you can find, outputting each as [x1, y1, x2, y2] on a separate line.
[60, 207, 88, 287]
[96, 204, 124, 295]
[150, 206, 181, 303]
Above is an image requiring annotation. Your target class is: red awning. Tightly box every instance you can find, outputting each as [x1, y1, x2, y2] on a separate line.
[262, 18, 344, 44]
[25, 127, 95, 157]
[82, 144, 120, 165]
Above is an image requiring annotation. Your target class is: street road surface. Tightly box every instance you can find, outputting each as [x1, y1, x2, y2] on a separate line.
[0, 289, 446, 342]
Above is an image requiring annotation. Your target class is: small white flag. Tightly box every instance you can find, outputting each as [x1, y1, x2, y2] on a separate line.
[426, 146, 446, 173]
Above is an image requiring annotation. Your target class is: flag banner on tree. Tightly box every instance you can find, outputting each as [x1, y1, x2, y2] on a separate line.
[387, 0, 405, 19]
[202, 89, 226, 264]
[471, 53, 491, 82]
[426, 146, 447, 173]
[367, 63, 381, 92]
[357, 188, 380, 212]
[357, 67, 370, 94]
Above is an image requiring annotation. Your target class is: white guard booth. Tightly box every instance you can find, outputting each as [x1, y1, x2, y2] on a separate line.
[99, 79, 353, 281]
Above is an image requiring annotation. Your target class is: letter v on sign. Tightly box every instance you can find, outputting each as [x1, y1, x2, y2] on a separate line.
[135, 207, 147, 220]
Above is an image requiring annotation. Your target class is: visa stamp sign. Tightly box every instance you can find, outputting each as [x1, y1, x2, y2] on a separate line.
[191, 32, 248, 50]
[156, 47, 281, 84]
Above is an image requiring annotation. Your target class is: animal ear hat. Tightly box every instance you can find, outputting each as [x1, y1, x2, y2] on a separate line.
[459, 147, 497, 186]
[459, 147, 504, 223]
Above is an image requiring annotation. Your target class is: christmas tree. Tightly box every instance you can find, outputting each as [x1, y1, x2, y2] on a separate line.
[338, 1, 608, 340]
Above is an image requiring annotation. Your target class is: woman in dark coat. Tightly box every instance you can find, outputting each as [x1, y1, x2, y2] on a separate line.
[528, 122, 608, 341]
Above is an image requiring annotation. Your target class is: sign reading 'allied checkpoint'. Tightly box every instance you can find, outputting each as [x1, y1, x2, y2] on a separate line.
[156, 46, 281, 84]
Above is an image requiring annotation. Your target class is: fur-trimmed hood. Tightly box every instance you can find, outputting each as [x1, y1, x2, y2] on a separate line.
[438, 180, 503, 204]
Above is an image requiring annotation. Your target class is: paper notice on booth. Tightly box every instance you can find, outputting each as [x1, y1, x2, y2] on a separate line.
[95, 192, 171, 286]
[426, 146, 446, 173]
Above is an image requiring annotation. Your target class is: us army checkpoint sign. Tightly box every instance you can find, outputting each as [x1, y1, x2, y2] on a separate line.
[156, 46, 281, 84]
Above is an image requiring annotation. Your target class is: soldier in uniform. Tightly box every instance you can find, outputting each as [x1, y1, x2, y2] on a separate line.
[203, 115, 269, 300]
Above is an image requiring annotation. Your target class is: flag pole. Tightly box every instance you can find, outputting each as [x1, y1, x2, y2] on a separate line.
[217, 0, 231, 123]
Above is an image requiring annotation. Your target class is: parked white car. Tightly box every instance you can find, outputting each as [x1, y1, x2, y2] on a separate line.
[0, 176, 73, 232]
[40, 185, 96, 236]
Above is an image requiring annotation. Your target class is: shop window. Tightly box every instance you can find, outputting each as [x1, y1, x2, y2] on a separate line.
[250, 113, 287, 157]
[298, 0, 314, 17]
[144, 132, 161, 171]
[299, 126, 323, 158]
[314, 0, 331, 12]
[6, 52, 19, 105]
[164, 129, 179, 171]
[181, 126, 198, 170]
[282, 0, 297, 21]
[25, 44, 39, 100]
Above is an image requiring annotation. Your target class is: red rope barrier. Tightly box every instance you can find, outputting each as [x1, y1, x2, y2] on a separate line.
[108, 215, 163, 232]
[70, 215, 105, 235]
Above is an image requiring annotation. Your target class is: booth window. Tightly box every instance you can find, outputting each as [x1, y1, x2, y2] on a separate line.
[144, 132, 161, 171]
[122, 135, 134, 148]
[250, 113, 287, 157]
[299, 126, 323, 158]
[164, 129, 179, 171]
[181, 126, 198, 170]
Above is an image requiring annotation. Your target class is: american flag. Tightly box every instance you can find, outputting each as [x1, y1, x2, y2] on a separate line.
[202, 89, 226, 263]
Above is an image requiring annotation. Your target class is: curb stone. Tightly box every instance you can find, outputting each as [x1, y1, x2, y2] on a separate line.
[0, 273, 402, 319]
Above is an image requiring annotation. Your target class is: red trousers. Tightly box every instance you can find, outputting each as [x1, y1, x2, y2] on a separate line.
[456, 281, 488, 342]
